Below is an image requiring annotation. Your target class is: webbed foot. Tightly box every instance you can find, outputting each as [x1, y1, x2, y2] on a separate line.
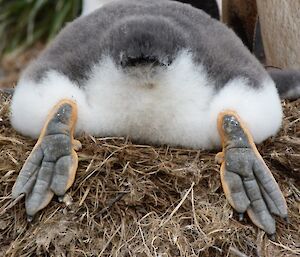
[217, 110, 287, 235]
[12, 99, 79, 218]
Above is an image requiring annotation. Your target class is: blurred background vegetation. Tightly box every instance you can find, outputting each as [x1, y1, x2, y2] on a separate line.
[0, 0, 82, 56]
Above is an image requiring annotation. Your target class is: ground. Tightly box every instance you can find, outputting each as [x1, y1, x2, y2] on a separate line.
[0, 46, 299, 256]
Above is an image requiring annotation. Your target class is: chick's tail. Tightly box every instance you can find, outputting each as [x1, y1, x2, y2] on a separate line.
[108, 16, 187, 68]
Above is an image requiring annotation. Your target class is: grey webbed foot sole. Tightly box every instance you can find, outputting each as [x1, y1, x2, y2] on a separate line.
[12, 99, 79, 218]
[217, 110, 288, 235]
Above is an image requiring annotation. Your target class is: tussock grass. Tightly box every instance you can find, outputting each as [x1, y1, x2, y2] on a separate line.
[0, 0, 81, 56]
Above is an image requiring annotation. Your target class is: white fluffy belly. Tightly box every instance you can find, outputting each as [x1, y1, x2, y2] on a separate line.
[10, 52, 282, 149]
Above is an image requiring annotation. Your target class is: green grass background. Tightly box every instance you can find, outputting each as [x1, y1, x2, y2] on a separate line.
[0, 0, 82, 55]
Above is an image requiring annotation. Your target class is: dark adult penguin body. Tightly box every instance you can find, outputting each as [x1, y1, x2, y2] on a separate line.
[81, 0, 221, 20]
[173, 0, 220, 20]
[11, 0, 289, 236]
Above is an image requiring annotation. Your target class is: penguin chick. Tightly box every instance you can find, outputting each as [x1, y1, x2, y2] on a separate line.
[11, 0, 288, 236]
[268, 68, 300, 100]
[11, 0, 281, 147]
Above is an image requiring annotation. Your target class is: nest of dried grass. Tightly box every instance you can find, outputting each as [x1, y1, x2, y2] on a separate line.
[0, 50, 299, 257]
